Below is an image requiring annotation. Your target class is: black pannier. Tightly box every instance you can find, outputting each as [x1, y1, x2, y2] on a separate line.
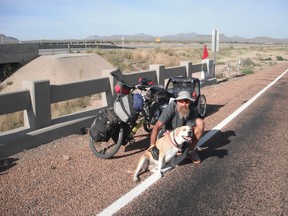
[89, 109, 119, 142]
[146, 86, 172, 104]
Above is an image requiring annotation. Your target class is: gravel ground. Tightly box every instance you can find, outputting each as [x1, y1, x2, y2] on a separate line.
[0, 62, 287, 215]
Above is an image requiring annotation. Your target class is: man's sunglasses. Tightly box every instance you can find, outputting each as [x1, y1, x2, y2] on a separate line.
[178, 99, 191, 104]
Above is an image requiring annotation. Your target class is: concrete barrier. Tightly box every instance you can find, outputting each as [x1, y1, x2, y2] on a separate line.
[0, 43, 39, 64]
[0, 60, 216, 158]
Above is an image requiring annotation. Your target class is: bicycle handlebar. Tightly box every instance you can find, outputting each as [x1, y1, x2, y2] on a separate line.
[110, 70, 152, 92]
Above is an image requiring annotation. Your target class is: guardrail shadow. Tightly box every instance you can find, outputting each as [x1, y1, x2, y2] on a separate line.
[200, 130, 236, 161]
[112, 134, 150, 159]
[180, 129, 236, 165]
[205, 104, 225, 117]
[0, 157, 19, 174]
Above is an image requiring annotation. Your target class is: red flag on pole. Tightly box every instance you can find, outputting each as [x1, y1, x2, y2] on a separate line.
[202, 45, 209, 60]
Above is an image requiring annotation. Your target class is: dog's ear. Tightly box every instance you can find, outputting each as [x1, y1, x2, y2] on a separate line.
[175, 126, 181, 136]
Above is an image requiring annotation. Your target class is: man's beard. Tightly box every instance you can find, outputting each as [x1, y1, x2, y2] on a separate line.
[178, 106, 190, 119]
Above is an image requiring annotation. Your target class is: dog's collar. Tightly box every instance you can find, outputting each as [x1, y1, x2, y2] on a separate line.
[169, 130, 182, 150]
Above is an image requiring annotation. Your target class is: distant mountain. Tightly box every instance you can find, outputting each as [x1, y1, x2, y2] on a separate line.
[1, 32, 288, 44]
[87, 32, 288, 44]
[0, 34, 19, 44]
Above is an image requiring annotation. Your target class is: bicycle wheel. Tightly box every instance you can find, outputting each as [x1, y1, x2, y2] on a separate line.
[197, 94, 207, 117]
[143, 121, 153, 133]
[143, 106, 161, 133]
[89, 124, 124, 159]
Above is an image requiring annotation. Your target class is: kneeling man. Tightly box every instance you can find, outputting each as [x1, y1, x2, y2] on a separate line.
[150, 90, 205, 164]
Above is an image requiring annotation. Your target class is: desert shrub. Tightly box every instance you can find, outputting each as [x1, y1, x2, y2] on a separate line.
[163, 48, 175, 56]
[242, 58, 256, 67]
[122, 50, 133, 59]
[276, 56, 286, 61]
[154, 47, 163, 53]
[241, 67, 254, 75]
[218, 46, 234, 57]
[259, 57, 272, 61]
[0, 63, 20, 82]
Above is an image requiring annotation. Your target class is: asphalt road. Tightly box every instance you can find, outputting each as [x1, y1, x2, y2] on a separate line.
[1, 65, 287, 216]
[113, 73, 288, 215]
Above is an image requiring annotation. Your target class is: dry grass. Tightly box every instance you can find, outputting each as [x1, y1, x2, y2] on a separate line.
[0, 95, 101, 132]
[94, 43, 288, 77]
[0, 111, 24, 132]
[95, 46, 205, 72]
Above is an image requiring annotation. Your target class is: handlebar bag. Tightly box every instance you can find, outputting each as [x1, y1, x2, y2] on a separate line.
[114, 94, 135, 122]
[89, 109, 119, 142]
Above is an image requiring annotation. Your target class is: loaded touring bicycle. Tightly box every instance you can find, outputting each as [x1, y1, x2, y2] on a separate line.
[88, 71, 207, 159]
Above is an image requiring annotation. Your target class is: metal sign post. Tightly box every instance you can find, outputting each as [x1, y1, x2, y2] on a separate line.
[212, 30, 219, 77]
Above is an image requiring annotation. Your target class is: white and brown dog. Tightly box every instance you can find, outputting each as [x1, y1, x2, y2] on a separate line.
[133, 125, 193, 182]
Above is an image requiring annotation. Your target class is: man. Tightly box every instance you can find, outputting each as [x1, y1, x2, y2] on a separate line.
[150, 90, 205, 164]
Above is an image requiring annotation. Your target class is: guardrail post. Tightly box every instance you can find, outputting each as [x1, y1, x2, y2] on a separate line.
[206, 59, 214, 78]
[149, 64, 165, 86]
[22, 80, 51, 130]
[180, 61, 193, 77]
[102, 69, 118, 106]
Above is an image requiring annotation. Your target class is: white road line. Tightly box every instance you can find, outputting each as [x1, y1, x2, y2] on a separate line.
[97, 69, 288, 216]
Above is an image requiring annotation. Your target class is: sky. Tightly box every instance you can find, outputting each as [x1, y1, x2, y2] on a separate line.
[0, 0, 288, 41]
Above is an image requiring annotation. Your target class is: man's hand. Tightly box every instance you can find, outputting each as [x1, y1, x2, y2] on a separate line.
[150, 120, 163, 146]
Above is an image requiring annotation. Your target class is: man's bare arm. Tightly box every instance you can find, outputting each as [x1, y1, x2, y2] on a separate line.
[150, 121, 163, 146]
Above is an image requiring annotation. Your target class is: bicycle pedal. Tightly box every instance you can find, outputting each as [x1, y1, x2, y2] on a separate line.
[129, 138, 135, 144]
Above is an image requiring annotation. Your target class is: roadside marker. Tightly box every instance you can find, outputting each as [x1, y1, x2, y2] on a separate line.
[98, 69, 288, 216]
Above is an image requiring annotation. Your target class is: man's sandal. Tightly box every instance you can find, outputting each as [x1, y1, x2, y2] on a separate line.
[187, 151, 201, 164]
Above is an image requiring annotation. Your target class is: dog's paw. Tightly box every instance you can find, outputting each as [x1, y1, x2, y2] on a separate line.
[133, 175, 140, 182]
[155, 171, 163, 179]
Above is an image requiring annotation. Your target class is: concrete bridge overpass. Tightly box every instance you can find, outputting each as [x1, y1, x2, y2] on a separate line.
[0, 40, 123, 64]
[0, 43, 39, 65]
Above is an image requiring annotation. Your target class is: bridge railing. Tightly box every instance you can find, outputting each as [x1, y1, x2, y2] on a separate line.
[0, 60, 215, 158]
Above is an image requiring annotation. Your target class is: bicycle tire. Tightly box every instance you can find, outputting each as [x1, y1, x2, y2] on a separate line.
[197, 94, 207, 117]
[143, 105, 162, 133]
[143, 122, 153, 133]
[89, 124, 124, 159]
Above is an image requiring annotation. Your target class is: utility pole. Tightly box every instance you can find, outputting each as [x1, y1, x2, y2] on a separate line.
[212, 30, 219, 77]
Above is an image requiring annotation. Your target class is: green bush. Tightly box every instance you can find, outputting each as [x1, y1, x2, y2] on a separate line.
[259, 57, 272, 61]
[276, 56, 286, 61]
[0, 63, 20, 82]
[241, 67, 254, 75]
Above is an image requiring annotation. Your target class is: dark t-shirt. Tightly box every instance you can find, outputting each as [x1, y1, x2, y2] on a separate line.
[158, 101, 197, 131]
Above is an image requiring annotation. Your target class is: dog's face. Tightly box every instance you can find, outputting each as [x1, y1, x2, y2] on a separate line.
[174, 125, 193, 144]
